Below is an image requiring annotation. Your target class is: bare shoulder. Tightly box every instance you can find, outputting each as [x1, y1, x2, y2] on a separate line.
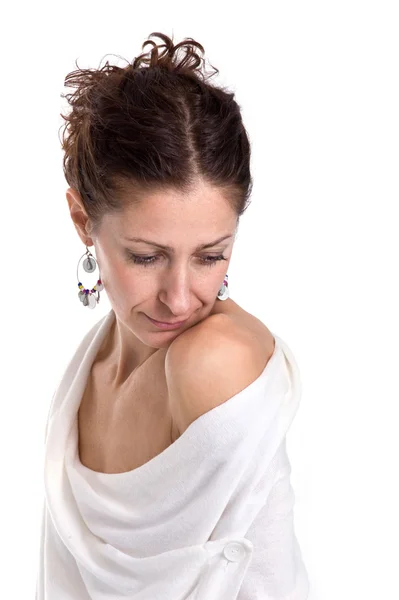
[165, 309, 276, 435]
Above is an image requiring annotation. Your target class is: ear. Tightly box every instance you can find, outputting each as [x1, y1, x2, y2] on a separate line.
[66, 187, 94, 246]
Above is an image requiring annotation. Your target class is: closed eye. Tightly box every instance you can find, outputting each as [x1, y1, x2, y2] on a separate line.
[128, 254, 228, 267]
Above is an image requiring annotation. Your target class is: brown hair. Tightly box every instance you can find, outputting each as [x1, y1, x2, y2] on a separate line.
[60, 31, 253, 239]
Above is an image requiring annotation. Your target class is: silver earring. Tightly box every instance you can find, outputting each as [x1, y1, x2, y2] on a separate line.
[217, 274, 229, 301]
[77, 246, 104, 309]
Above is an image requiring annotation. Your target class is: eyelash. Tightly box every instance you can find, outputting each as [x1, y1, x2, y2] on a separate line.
[128, 254, 228, 268]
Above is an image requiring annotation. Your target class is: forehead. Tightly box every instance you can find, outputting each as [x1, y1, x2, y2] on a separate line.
[114, 183, 237, 230]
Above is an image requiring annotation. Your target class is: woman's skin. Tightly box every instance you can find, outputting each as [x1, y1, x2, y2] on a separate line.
[67, 179, 276, 474]
[67, 178, 239, 389]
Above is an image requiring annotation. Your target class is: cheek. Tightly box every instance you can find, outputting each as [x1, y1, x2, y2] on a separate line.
[111, 266, 159, 302]
[100, 262, 129, 291]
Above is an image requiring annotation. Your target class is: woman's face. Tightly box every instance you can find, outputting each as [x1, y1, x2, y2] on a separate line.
[68, 180, 237, 348]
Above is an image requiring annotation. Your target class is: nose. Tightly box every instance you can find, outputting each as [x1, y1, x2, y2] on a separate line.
[158, 266, 193, 318]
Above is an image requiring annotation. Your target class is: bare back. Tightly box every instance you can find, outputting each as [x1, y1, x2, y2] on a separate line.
[77, 298, 275, 474]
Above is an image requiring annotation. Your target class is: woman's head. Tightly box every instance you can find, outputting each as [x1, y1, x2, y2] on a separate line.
[62, 32, 253, 345]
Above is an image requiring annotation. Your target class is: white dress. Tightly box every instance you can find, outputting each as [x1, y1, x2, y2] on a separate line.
[35, 308, 310, 599]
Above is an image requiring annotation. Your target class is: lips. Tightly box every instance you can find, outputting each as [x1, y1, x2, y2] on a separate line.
[152, 319, 181, 324]
[151, 318, 186, 325]
[145, 314, 188, 328]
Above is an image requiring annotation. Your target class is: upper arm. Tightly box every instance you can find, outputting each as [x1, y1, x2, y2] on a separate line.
[165, 314, 274, 435]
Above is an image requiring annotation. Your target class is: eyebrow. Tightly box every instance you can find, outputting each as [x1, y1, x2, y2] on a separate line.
[124, 234, 233, 252]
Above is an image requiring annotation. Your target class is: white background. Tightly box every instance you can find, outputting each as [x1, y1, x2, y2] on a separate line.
[1, 1, 398, 598]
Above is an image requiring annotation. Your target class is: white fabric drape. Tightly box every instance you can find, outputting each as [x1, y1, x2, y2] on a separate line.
[35, 309, 309, 599]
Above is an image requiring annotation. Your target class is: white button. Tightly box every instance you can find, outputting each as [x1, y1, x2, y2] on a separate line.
[223, 542, 246, 562]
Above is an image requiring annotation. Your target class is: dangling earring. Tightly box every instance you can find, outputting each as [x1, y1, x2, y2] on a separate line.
[77, 245, 104, 309]
[217, 274, 229, 301]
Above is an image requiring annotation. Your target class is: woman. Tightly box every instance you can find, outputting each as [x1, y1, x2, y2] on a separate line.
[36, 32, 310, 599]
